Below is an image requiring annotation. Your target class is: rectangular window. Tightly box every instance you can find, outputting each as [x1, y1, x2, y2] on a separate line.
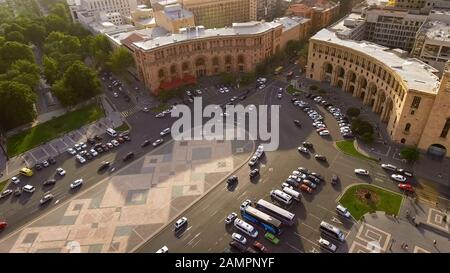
[440, 118, 450, 138]
[411, 96, 421, 109]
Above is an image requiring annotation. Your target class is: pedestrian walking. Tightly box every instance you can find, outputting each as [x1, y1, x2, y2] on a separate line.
[433, 240, 437, 246]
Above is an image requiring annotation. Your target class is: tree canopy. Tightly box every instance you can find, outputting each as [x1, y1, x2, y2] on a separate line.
[0, 81, 37, 131]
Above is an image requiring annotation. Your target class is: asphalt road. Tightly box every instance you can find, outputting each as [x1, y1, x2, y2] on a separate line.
[136, 80, 410, 253]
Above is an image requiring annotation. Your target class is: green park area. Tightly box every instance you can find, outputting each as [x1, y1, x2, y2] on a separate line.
[7, 103, 104, 157]
[339, 184, 403, 220]
[335, 140, 377, 162]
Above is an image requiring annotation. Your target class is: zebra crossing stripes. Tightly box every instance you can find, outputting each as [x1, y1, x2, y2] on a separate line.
[120, 106, 139, 118]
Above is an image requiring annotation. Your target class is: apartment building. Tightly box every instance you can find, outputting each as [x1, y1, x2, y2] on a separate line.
[68, 0, 138, 25]
[286, 0, 340, 30]
[306, 28, 450, 157]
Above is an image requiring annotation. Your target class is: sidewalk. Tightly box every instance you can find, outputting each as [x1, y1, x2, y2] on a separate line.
[0, 96, 124, 179]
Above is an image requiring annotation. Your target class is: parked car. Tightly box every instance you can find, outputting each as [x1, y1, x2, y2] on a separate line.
[34, 163, 43, 171]
[252, 241, 269, 253]
[229, 241, 247, 252]
[152, 138, 164, 147]
[299, 184, 313, 193]
[248, 156, 259, 167]
[22, 185, 35, 193]
[302, 142, 313, 149]
[156, 246, 169, 253]
[0, 221, 7, 230]
[227, 175, 238, 186]
[11, 176, 20, 184]
[160, 128, 171, 136]
[331, 174, 339, 185]
[391, 174, 407, 182]
[48, 157, 56, 165]
[336, 204, 351, 218]
[240, 200, 252, 212]
[381, 164, 397, 171]
[314, 154, 327, 161]
[318, 238, 337, 252]
[67, 148, 76, 155]
[232, 233, 247, 245]
[225, 212, 238, 225]
[264, 232, 280, 244]
[302, 180, 316, 189]
[0, 189, 13, 199]
[396, 168, 413, 177]
[298, 146, 309, 154]
[56, 167, 66, 176]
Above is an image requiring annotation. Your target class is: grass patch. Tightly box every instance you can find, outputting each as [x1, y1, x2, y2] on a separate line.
[339, 184, 403, 220]
[0, 179, 7, 192]
[336, 140, 377, 162]
[7, 103, 104, 157]
[151, 103, 170, 113]
[286, 85, 300, 95]
[115, 123, 130, 132]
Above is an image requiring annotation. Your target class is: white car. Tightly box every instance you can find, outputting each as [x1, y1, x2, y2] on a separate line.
[111, 139, 120, 147]
[11, 176, 20, 184]
[156, 246, 169, 253]
[76, 155, 86, 164]
[74, 144, 81, 151]
[174, 217, 188, 230]
[391, 174, 407, 182]
[70, 179, 83, 189]
[258, 84, 266, 90]
[232, 233, 247, 245]
[67, 148, 76, 155]
[240, 199, 252, 211]
[298, 146, 309, 153]
[354, 169, 369, 176]
[292, 170, 301, 176]
[40, 193, 54, 204]
[256, 145, 264, 153]
[318, 238, 337, 252]
[152, 138, 164, 147]
[160, 128, 171, 136]
[381, 163, 397, 171]
[42, 160, 49, 167]
[248, 156, 259, 167]
[78, 142, 87, 149]
[319, 130, 330, 136]
[90, 149, 98, 157]
[106, 142, 114, 149]
[22, 184, 35, 193]
[113, 92, 119, 98]
[225, 212, 238, 225]
[56, 168, 66, 176]
[277, 93, 282, 99]
[336, 204, 351, 218]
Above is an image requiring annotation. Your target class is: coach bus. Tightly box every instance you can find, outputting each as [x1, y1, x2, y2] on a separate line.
[243, 206, 282, 235]
[256, 199, 295, 226]
[319, 221, 345, 242]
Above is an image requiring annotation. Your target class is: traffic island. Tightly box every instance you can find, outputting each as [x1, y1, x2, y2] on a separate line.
[335, 140, 377, 162]
[339, 184, 403, 220]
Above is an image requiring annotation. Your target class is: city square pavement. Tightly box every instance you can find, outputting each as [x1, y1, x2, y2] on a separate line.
[0, 128, 253, 253]
[1, 96, 124, 178]
[346, 193, 449, 253]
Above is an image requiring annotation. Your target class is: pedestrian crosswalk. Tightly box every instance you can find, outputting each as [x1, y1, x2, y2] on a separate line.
[120, 106, 140, 118]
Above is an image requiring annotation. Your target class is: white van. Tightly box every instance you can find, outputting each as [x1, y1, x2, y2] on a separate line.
[234, 218, 258, 238]
[106, 128, 117, 137]
[282, 186, 302, 201]
[23, 185, 36, 193]
[270, 189, 293, 205]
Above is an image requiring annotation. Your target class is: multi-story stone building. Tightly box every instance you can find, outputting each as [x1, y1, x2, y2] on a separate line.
[174, 0, 258, 28]
[306, 28, 450, 157]
[68, 0, 138, 25]
[110, 17, 309, 95]
[286, 0, 341, 30]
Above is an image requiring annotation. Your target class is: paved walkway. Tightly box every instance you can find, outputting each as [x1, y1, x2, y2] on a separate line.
[0, 128, 253, 253]
[0, 96, 124, 179]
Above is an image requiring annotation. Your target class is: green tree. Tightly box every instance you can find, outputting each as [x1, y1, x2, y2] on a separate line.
[400, 146, 420, 163]
[0, 81, 37, 130]
[52, 61, 101, 106]
[1, 60, 41, 89]
[346, 107, 361, 118]
[360, 132, 374, 144]
[90, 35, 112, 68]
[45, 14, 69, 34]
[43, 55, 59, 85]
[108, 47, 134, 76]
[219, 72, 235, 85]
[351, 118, 374, 136]
[5, 31, 26, 43]
[50, 3, 70, 23]
[0, 41, 34, 73]
[23, 24, 46, 46]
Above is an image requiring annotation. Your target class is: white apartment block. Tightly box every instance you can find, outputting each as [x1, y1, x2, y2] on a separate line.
[68, 0, 138, 25]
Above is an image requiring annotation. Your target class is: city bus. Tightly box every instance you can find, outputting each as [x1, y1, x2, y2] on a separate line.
[243, 206, 282, 235]
[256, 199, 295, 226]
[274, 66, 283, 75]
[319, 221, 345, 242]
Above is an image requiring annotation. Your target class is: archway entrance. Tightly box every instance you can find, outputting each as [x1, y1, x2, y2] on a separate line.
[428, 144, 447, 158]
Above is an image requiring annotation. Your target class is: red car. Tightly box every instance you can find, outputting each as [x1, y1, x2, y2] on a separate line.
[0, 221, 7, 230]
[300, 184, 313, 193]
[253, 241, 269, 253]
[398, 183, 414, 193]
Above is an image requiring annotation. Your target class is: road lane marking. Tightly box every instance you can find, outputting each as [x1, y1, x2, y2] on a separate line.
[294, 232, 320, 247]
[301, 222, 318, 232]
[374, 178, 384, 183]
[330, 216, 342, 225]
[286, 242, 303, 253]
[192, 239, 201, 248]
[238, 191, 248, 200]
[210, 210, 218, 216]
[317, 204, 335, 214]
[308, 213, 321, 220]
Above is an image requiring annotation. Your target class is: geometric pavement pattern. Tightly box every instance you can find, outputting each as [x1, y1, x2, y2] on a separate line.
[349, 223, 391, 253]
[0, 131, 250, 253]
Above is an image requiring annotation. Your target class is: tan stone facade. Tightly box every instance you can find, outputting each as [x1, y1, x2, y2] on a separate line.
[307, 29, 450, 157]
[182, 0, 257, 28]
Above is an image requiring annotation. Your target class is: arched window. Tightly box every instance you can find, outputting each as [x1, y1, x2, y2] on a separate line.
[405, 123, 411, 132]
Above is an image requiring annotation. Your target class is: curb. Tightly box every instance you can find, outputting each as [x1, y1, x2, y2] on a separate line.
[131, 137, 256, 253]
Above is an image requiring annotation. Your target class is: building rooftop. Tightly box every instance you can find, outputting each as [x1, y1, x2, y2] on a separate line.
[133, 20, 289, 51]
[274, 16, 310, 31]
[107, 26, 169, 46]
[312, 29, 440, 94]
[163, 4, 194, 21]
[329, 12, 365, 33]
[420, 20, 450, 42]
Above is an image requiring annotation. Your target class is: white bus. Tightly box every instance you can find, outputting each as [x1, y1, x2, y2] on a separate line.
[256, 199, 295, 226]
[319, 221, 345, 242]
[234, 218, 258, 238]
[270, 189, 293, 205]
[282, 186, 302, 201]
